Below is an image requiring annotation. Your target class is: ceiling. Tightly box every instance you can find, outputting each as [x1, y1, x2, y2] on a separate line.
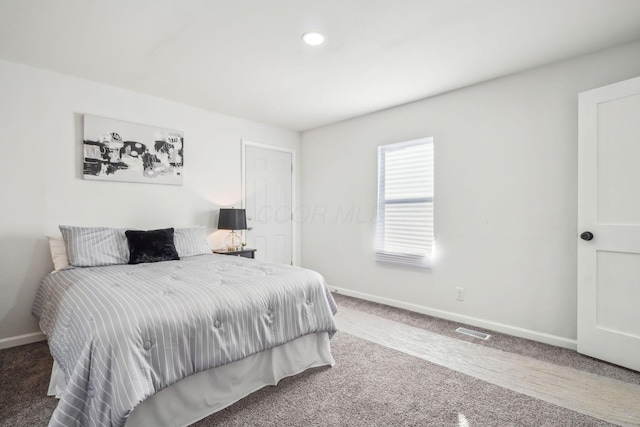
[2, 0, 640, 131]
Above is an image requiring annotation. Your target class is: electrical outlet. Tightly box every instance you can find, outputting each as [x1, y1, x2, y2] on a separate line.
[456, 287, 465, 301]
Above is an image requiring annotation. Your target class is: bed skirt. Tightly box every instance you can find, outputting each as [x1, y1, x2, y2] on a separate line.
[48, 332, 334, 426]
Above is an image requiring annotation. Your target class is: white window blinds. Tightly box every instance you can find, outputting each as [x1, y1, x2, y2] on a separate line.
[376, 137, 434, 268]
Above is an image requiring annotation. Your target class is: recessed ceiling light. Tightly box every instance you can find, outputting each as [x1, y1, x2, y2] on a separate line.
[301, 32, 325, 46]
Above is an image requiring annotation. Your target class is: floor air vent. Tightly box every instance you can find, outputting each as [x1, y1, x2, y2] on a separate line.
[455, 327, 491, 340]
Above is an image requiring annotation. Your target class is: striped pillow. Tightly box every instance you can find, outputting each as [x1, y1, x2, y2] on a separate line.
[59, 226, 130, 267]
[173, 226, 211, 257]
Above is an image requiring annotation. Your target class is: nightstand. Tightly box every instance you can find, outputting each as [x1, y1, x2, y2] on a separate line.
[212, 248, 257, 259]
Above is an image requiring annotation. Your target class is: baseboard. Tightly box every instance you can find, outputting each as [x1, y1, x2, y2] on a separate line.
[330, 286, 577, 350]
[0, 332, 46, 350]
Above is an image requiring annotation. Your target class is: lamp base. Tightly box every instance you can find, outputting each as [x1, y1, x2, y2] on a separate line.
[224, 231, 242, 251]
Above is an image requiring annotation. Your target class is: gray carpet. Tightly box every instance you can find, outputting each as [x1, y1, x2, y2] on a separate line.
[332, 293, 640, 386]
[0, 338, 58, 426]
[2, 294, 635, 426]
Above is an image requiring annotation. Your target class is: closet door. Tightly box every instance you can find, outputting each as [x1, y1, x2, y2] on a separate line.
[243, 141, 293, 265]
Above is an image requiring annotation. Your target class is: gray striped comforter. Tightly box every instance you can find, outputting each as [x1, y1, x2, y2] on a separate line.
[32, 254, 337, 427]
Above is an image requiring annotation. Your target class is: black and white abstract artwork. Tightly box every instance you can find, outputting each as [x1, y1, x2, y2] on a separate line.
[83, 115, 184, 185]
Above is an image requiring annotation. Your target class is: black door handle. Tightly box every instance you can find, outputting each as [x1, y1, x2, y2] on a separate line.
[580, 231, 594, 241]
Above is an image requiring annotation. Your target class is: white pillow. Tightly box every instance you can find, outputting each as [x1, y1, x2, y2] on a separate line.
[174, 226, 212, 257]
[47, 236, 69, 273]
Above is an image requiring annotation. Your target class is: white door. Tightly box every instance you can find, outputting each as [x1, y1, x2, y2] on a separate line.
[578, 75, 640, 372]
[243, 142, 293, 264]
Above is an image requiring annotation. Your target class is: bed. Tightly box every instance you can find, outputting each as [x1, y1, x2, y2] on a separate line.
[32, 226, 338, 427]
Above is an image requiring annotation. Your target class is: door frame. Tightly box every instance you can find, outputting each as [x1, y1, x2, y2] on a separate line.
[241, 140, 297, 265]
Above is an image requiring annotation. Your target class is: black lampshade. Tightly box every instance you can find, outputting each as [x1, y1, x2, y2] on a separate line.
[217, 208, 247, 230]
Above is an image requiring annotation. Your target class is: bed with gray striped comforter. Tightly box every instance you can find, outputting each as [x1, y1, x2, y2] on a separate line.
[32, 254, 338, 427]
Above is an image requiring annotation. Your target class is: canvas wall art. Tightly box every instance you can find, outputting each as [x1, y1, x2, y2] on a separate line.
[83, 115, 184, 185]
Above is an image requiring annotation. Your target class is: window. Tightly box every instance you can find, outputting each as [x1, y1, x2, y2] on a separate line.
[376, 137, 434, 268]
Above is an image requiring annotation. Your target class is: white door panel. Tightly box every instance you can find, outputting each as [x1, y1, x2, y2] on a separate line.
[596, 251, 640, 338]
[243, 143, 293, 264]
[596, 92, 640, 224]
[578, 75, 640, 372]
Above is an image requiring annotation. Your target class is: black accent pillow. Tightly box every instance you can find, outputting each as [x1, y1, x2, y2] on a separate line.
[125, 228, 180, 265]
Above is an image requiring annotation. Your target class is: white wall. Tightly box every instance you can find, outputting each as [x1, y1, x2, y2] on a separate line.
[0, 59, 300, 347]
[301, 40, 640, 348]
